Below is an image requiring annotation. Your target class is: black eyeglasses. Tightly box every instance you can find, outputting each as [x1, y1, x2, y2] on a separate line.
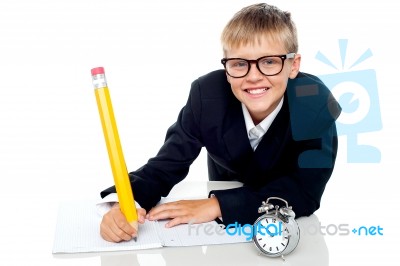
[221, 53, 295, 78]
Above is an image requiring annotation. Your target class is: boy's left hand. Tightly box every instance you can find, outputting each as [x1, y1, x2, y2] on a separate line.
[146, 197, 222, 228]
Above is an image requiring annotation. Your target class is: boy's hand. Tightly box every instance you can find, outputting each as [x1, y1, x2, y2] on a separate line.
[100, 203, 146, 243]
[147, 197, 222, 228]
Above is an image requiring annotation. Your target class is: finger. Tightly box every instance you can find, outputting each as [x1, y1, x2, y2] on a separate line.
[100, 223, 113, 242]
[112, 212, 137, 238]
[165, 216, 191, 228]
[102, 209, 136, 241]
[148, 201, 183, 218]
[108, 223, 135, 242]
[100, 221, 126, 243]
[148, 208, 186, 221]
[147, 202, 175, 216]
[100, 214, 130, 243]
[137, 208, 146, 224]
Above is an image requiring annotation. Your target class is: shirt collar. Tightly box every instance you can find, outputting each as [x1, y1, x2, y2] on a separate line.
[241, 97, 284, 140]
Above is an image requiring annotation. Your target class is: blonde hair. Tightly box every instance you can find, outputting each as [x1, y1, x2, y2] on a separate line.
[221, 3, 298, 56]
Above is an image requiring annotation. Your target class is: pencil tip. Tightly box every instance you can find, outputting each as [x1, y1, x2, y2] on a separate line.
[133, 237, 137, 242]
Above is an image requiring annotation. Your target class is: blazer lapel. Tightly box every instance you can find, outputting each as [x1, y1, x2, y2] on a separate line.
[222, 99, 254, 170]
[254, 96, 291, 173]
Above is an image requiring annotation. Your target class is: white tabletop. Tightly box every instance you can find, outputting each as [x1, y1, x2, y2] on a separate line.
[52, 181, 328, 266]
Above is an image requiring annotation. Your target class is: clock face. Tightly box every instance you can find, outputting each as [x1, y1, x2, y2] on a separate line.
[253, 216, 289, 255]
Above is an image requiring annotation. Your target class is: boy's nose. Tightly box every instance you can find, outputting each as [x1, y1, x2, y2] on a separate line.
[246, 62, 264, 81]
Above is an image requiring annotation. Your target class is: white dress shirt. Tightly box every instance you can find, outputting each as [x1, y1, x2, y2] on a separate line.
[241, 97, 284, 150]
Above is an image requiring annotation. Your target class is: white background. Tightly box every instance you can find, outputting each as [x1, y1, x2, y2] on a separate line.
[0, 0, 399, 265]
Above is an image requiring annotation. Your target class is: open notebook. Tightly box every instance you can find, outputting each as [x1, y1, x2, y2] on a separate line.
[52, 199, 249, 254]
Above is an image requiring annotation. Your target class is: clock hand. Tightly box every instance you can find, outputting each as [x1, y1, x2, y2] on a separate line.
[266, 227, 275, 237]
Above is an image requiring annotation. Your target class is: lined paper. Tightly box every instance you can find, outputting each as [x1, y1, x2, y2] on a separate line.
[52, 200, 249, 254]
[52, 201, 162, 254]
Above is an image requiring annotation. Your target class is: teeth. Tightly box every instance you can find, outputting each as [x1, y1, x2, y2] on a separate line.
[247, 88, 267, 95]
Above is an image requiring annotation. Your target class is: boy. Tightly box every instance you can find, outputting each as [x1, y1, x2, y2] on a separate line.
[99, 3, 341, 242]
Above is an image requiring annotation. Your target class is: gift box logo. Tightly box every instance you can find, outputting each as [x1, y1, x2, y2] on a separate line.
[316, 39, 382, 163]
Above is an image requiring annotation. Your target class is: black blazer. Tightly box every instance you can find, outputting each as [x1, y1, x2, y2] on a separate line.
[101, 70, 341, 225]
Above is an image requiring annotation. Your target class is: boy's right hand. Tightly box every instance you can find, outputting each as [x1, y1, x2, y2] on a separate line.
[100, 203, 146, 242]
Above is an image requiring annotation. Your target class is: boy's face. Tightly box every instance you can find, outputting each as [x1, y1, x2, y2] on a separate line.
[225, 36, 301, 124]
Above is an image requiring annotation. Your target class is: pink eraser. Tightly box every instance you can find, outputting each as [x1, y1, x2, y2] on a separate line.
[91, 67, 105, 75]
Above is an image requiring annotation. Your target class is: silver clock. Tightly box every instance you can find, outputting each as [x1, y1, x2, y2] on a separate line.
[252, 197, 300, 258]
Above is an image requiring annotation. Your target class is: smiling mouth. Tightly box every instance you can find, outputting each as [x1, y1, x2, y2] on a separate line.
[245, 88, 269, 95]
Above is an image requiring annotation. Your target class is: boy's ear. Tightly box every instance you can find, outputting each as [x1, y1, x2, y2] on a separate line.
[289, 54, 301, 79]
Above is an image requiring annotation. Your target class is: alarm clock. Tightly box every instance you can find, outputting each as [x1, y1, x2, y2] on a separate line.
[252, 197, 300, 258]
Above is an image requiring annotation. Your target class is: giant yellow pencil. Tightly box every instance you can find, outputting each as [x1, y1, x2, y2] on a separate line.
[91, 67, 138, 233]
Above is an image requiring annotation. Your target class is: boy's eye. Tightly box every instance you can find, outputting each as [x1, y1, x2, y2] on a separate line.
[230, 60, 248, 68]
[260, 57, 279, 66]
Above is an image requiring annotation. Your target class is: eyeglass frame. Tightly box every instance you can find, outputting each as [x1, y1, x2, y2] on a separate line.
[220, 52, 296, 78]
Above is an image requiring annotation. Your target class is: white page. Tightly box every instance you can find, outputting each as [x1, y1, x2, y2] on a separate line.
[52, 200, 162, 254]
[53, 198, 249, 254]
